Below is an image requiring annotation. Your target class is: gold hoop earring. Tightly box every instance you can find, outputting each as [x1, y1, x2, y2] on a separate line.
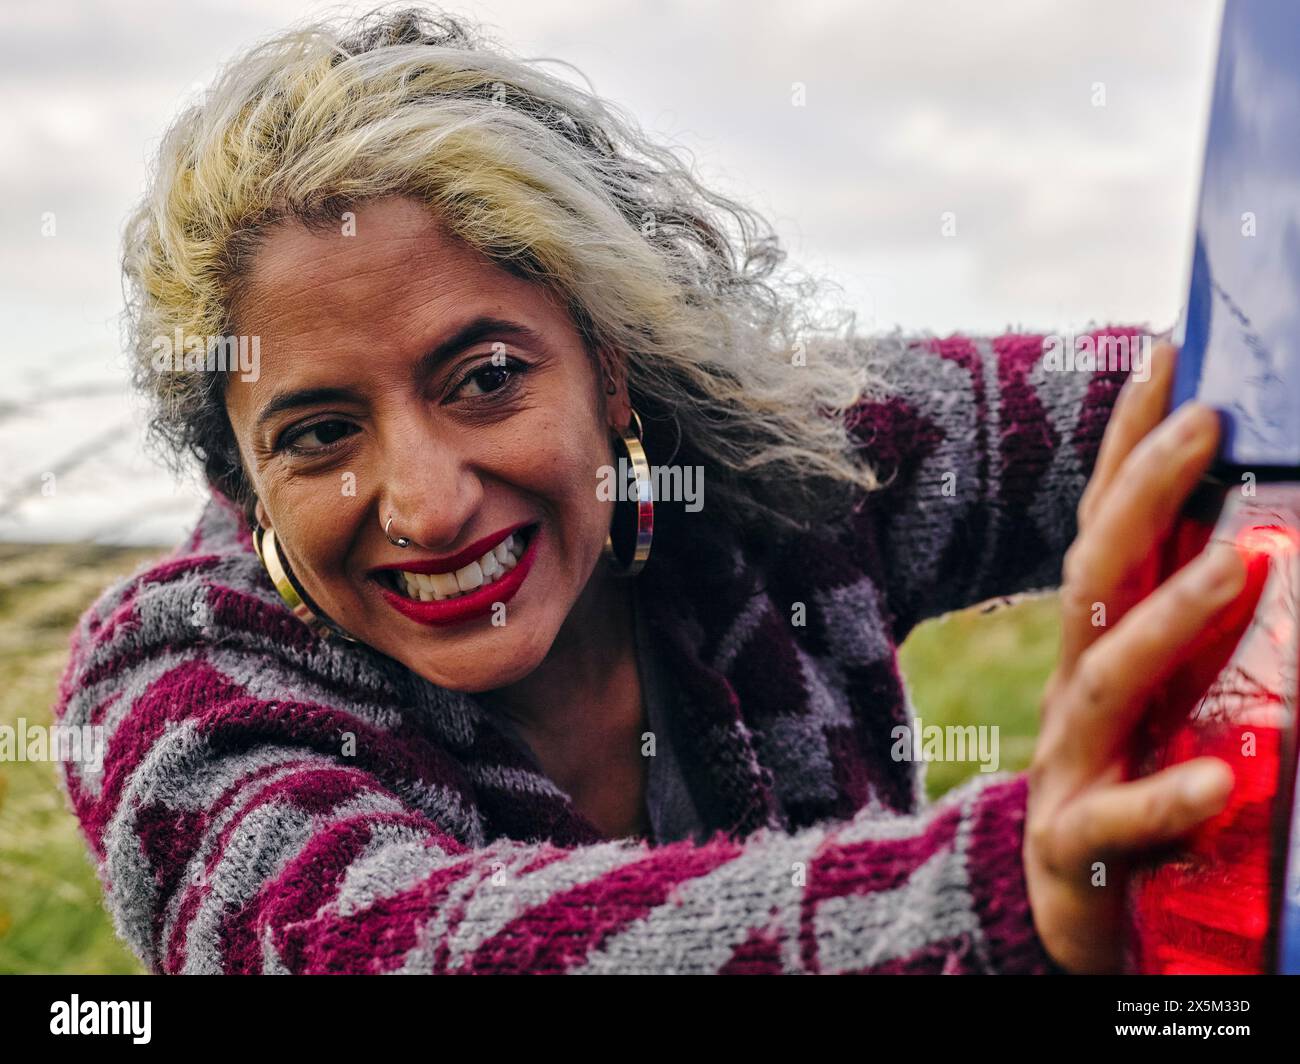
[601, 408, 653, 577]
[253, 526, 358, 642]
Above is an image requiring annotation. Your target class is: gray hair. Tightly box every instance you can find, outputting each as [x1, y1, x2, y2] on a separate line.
[121, 5, 879, 538]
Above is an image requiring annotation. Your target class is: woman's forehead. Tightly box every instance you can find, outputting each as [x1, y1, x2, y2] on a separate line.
[224, 201, 580, 418]
[232, 203, 577, 379]
[239, 198, 503, 327]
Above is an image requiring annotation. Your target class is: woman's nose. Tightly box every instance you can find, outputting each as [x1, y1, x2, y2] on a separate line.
[377, 429, 484, 553]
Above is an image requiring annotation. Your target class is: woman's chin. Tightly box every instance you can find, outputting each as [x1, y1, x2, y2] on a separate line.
[378, 626, 555, 694]
[407, 652, 544, 694]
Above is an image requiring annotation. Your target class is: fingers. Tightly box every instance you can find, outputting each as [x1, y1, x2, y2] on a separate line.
[1163, 545, 1271, 710]
[1050, 757, 1234, 869]
[1042, 538, 1251, 776]
[1077, 341, 1178, 530]
[1059, 400, 1221, 666]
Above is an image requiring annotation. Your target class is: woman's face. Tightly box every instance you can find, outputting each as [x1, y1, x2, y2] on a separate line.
[224, 195, 627, 691]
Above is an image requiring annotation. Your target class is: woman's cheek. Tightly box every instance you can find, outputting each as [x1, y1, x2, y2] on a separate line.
[270, 480, 356, 610]
[558, 438, 616, 559]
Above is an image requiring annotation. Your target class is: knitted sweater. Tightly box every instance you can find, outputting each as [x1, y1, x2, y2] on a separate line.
[54, 327, 1142, 974]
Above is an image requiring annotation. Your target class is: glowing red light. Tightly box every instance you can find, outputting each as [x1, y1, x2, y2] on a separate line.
[1236, 524, 1300, 557]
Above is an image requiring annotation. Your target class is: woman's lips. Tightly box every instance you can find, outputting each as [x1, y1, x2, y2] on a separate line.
[374, 524, 541, 627]
[370, 520, 532, 576]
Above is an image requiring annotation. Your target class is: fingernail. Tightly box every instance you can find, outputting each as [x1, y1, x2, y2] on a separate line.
[1183, 762, 1232, 804]
[1169, 402, 1213, 443]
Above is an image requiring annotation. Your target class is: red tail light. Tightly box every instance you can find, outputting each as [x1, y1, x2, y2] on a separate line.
[1125, 489, 1299, 974]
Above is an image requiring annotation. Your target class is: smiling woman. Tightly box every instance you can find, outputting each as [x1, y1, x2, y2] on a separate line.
[227, 197, 633, 697]
[52, 5, 1195, 975]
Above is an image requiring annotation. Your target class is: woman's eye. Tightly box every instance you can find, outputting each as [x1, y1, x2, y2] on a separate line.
[453, 358, 523, 399]
[282, 420, 357, 453]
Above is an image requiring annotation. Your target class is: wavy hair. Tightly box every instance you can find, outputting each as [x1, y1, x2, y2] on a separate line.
[122, 4, 880, 540]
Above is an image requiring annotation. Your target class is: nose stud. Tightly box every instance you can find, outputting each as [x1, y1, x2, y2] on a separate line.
[385, 515, 412, 549]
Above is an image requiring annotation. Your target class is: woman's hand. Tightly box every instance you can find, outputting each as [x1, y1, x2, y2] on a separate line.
[1023, 340, 1266, 974]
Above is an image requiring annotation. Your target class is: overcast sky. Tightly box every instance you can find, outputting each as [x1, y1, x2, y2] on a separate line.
[0, 0, 1225, 542]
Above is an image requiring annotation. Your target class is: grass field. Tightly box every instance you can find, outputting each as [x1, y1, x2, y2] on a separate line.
[0, 543, 158, 974]
[0, 543, 1060, 974]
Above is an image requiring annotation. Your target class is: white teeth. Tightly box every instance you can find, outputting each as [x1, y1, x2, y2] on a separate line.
[454, 560, 484, 591]
[498, 536, 517, 569]
[429, 571, 459, 597]
[392, 530, 527, 601]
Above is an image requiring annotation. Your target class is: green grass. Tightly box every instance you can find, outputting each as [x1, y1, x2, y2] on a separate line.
[0, 543, 158, 975]
[898, 593, 1060, 800]
[0, 543, 1061, 973]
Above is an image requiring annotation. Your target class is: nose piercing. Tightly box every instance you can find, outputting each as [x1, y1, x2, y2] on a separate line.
[385, 515, 412, 549]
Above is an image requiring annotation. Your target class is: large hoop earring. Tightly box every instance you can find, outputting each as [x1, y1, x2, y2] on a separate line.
[253, 525, 358, 643]
[602, 408, 653, 577]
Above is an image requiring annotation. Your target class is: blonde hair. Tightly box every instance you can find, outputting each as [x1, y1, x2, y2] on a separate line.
[122, 5, 879, 538]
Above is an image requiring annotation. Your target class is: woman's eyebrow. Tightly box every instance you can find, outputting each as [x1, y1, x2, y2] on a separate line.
[254, 317, 546, 430]
[255, 386, 364, 431]
[410, 315, 548, 384]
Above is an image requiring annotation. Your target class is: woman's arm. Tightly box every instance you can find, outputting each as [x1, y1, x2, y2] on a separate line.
[841, 325, 1165, 642]
[54, 510, 1060, 974]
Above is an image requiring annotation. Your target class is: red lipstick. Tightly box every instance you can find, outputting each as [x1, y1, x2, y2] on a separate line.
[373, 523, 540, 627]
[369, 520, 533, 576]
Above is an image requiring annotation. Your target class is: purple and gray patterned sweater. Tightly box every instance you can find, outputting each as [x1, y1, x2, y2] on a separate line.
[54, 327, 1143, 974]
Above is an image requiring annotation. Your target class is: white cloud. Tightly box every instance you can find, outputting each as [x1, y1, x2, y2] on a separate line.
[0, 0, 1225, 540]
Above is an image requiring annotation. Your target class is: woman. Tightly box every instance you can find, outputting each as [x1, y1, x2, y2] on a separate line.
[56, 8, 1257, 974]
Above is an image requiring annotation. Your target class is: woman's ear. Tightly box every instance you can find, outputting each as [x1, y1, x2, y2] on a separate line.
[255, 497, 271, 531]
[599, 348, 632, 432]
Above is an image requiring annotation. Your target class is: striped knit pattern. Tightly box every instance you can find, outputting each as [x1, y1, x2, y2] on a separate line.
[54, 327, 1144, 974]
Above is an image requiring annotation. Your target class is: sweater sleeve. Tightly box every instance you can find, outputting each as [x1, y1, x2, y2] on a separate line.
[54, 540, 1062, 975]
[840, 325, 1164, 643]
